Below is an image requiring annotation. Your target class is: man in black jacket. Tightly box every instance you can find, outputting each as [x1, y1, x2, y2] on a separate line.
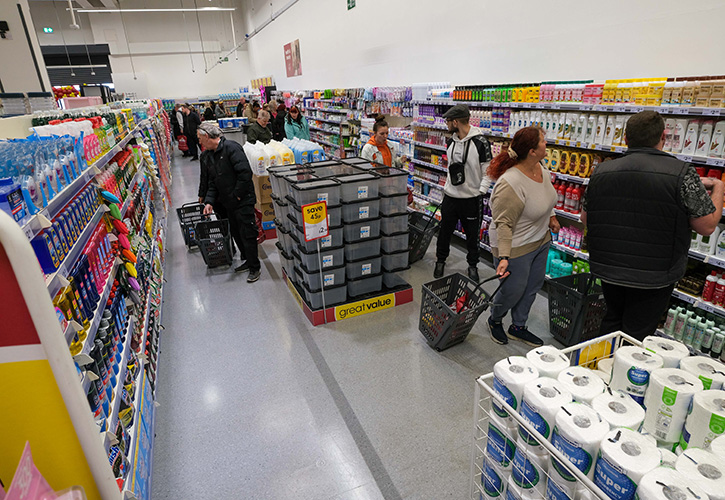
[199, 122, 261, 282]
[583, 111, 724, 340]
[182, 104, 201, 161]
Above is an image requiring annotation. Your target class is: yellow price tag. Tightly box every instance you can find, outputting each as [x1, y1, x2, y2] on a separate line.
[610, 146, 617, 152]
[302, 201, 329, 242]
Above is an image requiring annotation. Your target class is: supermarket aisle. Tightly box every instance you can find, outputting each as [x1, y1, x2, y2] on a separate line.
[151, 152, 556, 500]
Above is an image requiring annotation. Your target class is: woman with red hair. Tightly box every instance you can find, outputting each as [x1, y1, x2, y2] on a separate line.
[486, 126, 559, 347]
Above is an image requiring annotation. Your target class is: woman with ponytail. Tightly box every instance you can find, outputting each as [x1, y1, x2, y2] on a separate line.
[486, 126, 559, 347]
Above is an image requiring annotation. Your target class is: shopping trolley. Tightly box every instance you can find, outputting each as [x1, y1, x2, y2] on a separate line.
[469, 331, 641, 500]
[194, 216, 233, 268]
[408, 205, 440, 265]
[419, 273, 507, 351]
[176, 202, 205, 249]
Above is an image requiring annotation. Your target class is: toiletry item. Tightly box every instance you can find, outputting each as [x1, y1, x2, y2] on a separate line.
[681, 120, 701, 156]
[696, 121, 715, 157]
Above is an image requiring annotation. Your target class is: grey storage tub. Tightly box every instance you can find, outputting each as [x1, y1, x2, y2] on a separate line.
[370, 166, 409, 196]
[382, 249, 410, 271]
[289, 178, 341, 206]
[343, 217, 381, 242]
[298, 262, 346, 290]
[381, 231, 409, 253]
[381, 213, 408, 234]
[344, 236, 382, 261]
[345, 255, 382, 280]
[301, 281, 348, 309]
[341, 197, 380, 223]
[293, 223, 344, 252]
[297, 244, 345, 272]
[380, 193, 408, 215]
[347, 273, 383, 298]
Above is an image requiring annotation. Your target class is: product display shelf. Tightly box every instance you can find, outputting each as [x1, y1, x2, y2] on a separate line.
[416, 177, 445, 191]
[687, 248, 725, 268]
[122, 361, 146, 494]
[411, 140, 447, 152]
[73, 260, 121, 353]
[412, 192, 441, 206]
[103, 314, 137, 449]
[414, 99, 725, 117]
[121, 169, 146, 218]
[552, 171, 590, 185]
[315, 137, 343, 149]
[410, 158, 447, 173]
[482, 215, 492, 222]
[411, 121, 448, 130]
[309, 126, 341, 135]
[671, 287, 725, 318]
[551, 240, 589, 260]
[309, 116, 345, 125]
[45, 204, 110, 298]
[302, 106, 348, 114]
[553, 208, 582, 222]
[452, 228, 492, 253]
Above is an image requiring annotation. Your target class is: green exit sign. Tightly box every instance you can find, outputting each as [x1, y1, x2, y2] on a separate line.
[347, 0, 355, 10]
[43, 27, 53, 33]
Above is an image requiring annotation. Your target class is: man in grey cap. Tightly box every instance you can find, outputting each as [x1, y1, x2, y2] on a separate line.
[434, 104, 493, 282]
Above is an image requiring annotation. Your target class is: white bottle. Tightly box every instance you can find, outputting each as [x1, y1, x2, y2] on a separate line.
[699, 225, 722, 255]
[696, 121, 714, 157]
[716, 231, 725, 258]
[595, 114, 608, 145]
[671, 119, 689, 154]
[577, 114, 588, 142]
[602, 115, 617, 146]
[664, 118, 677, 152]
[709, 121, 725, 158]
[681, 120, 701, 155]
[586, 115, 597, 144]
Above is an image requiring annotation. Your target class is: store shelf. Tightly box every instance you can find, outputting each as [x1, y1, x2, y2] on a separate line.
[413, 193, 441, 206]
[552, 172, 590, 185]
[452, 229, 493, 253]
[553, 208, 582, 222]
[122, 359, 146, 488]
[551, 241, 589, 260]
[411, 140, 447, 152]
[303, 106, 348, 114]
[411, 121, 448, 130]
[687, 249, 725, 268]
[105, 314, 137, 436]
[410, 158, 448, 172]
[314, 138, 343, 149]
[73, 260, 121, 355]
[309, 116, 345, 125]
[46, 204, 110, 298]
[121, 170, 146, 218]
[416, 177, 445, 190]
[671, 288, 725, 318]
[309, 126, 341, 136]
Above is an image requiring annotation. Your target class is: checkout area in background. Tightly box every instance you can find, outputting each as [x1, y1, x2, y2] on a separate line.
[217, 117, 249, 145]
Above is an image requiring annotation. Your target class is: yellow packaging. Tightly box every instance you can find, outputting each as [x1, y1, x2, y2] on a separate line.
[559, 150, 570, 175]
[568, 152, 580, 175]
[645, 95, 662, 106]
[682, 82, 697, 106]
[578, 153, 592, 178]
[696, 97, 711, 108]
[670, 84, 683, 106]
[543, 148, 551, 170]
[550, 149, 561, 173]
[634, 95, 646, 105]
[711, 81, 725, 97]
[647, 80, 666, 97]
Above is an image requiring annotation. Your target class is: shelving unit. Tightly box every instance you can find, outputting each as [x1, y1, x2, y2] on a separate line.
[305, 102, 353, 159]
[410, 158, 447, 173]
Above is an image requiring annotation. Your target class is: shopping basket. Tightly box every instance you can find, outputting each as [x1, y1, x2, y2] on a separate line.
[547, 273, 607, 347]
[194, 217, 233, 268]
[419, 273, 506, 351]
[408, 204, 440, 265]
[176, 202, 205, 249]
[469, 330, 640, 500]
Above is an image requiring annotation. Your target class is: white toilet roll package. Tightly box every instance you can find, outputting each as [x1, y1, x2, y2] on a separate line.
[642, 368, 704, 444]
[506, 475, 545, 500]
[710, 434, 725, 460]
[596, 358, 614, 383]
[609, 346, 664, 405]
[518, 377, 572, 452]
[550, 402, 609, 488]
[680, 356, 725, 390]
[680, 389, 725, 450]
[636, 467, 709, 500]
[575, 485, 596, 500]
[488, 411, 518, 469]
[526, 346, 570, 379]
[658, 448, 678, 469]
[493, 357, 540, 419]
[483, 452, 511, 499]
[511, 443, 548, 496]
[592, 389, 646, 431]
[593, 428, 661, 500]
[546, 466, 575, 500]
[642, 336, 690, 369]
[557, 367, 605, 404]
[675, 448, 725, 500]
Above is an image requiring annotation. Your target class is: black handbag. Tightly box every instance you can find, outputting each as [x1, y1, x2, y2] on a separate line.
[448, 140, 471, 186]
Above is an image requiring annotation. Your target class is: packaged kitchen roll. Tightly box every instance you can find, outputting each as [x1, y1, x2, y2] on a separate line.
[557, 367, 605, 404]
[609, 346, 664, 405]
[642, 368, 704, 444]
[595, 358, 614, 384]
[511, 443, 549, 496]
[493, 357, 540, 420]
[488, 411, 517, 468]
[507, 475, 545, 500]
[680, 389, 725, 450]
[642, 336, 690, 369]
[527, 346, 570, 379]
[675, 448, 725, 500]
[592, 388, 646, 431]
[550, 402, 609, 489]
[519, 377, 573, 453]
[710, 434, 725, 459]
[680, 356, 725, 390]
[636, 467, 709, 500]
[658, 448, 678, 469]
[593, 428, 661, 500]
[483, 452, 511, 500]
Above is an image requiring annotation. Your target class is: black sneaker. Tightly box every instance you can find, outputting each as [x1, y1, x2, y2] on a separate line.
[235, 262, 249, 273]
[467, 266, 479, 282]
[507, 325, 544, 347]
[247, 270, 261, 283]
[434, 261, 445, 279]
[488, 317, 508, 345]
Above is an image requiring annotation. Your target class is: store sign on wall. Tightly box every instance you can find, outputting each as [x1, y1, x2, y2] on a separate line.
[284, 39, 302, 78]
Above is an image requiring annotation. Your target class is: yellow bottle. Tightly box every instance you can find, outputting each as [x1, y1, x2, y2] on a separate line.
[578, 153, 592, 178]
[543, 148, 551, 170]
[568, 152, 580, 175]
[559, 150, 570, 175]
[550, 149, 561, 173]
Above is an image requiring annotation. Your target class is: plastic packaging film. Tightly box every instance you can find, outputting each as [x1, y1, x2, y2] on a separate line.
[493, 357, 540, 421]
[636, 467, 708, 500]
[609, 346, 664, 405]
[482, 452, 512, 500]
[510, 442, 549, 496]
[675, 448, 725, 500]
[592, 388, 646, 431]
[526, 346, 571, 379]
[642, 336, 690, 369]
[518, 377, 573, 453]
[642, 368, 703, 444]
[557, 366, 605, 404]
[680, 389, 725, 450]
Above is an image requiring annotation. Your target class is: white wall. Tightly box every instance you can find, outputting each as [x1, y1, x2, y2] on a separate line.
[241, 0, 725, 90]
[28, 2, 94, 47]
[0, 0, 51, 92]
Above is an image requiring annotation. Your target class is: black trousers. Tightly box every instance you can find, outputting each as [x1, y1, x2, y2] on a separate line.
[187, 133, 199, 159]
[227, 204, 260, 272]
[436, 194, 482, 267]
[599, 281, 675, 341]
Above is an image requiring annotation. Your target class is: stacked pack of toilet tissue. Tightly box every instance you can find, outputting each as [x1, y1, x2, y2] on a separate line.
[481, 336, 725, 500]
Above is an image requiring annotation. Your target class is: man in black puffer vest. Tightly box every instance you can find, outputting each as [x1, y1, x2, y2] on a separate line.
[583, 111, 724, 340]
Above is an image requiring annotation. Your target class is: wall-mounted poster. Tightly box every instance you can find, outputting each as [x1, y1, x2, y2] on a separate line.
[284, 39, 302, 77]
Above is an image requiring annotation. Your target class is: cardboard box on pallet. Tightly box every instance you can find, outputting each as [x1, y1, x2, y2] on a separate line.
[255, 201, 275, 222]
[252, 174, 273, 203]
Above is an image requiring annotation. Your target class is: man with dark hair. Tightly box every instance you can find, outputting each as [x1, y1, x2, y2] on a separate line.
[583, 110, 724, 340]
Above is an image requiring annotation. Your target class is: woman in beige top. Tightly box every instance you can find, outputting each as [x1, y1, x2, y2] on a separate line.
[486, 126, 559, 347]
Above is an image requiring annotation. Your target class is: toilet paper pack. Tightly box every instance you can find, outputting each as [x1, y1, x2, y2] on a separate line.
[511, 444, 548, 496]
[493, 357, 540, 420]
[680, 356, 725, 390]
[642, 336, 690, 369]
[609, 346, 664, 405]
[636, 467, 708, 500]
[519, 377, 572, 453]
[710, 434, 725, 460]
[557, 367, 605, 405]
[680, 389, 725, 450]
[526, 346, 570, 379]
[642, 368, 703, 444]
[488, 412, 517, 469]
[483, 453, 511, 499]
[675, 448, 725, 500]
[591, 389, 645, 431]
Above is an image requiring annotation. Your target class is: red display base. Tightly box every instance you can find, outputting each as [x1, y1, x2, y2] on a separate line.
[282, 270, 414, 326]
[263, 228, 277, 240]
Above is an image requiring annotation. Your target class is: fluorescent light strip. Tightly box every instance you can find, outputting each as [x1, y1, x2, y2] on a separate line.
[76, 7, 235, 12]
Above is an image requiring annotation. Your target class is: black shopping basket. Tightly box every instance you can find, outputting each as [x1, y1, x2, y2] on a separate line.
[408, 205, 440, 265]
[176, 202, 205, 249]
[547, 273, 607, 346]
[195, 217, 234, 268]
[419, 273, 506, 351]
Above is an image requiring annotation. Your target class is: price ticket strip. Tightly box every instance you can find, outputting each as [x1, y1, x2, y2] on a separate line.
[0, 210, 118, 499]
[284, 201, 414, 326]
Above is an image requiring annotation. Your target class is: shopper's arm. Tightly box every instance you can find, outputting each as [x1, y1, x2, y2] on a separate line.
[204, 171, 218, 208]
[247, 126, 258, 144]
[198, 155, 208, 201]
[490, 179, 525, 259]
[284, 122, 294, 139]
[360, 144, 374, 162]
[691, 177, 725, 235]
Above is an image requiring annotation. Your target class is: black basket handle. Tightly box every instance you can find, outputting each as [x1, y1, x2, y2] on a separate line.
[466, 273, 509, 308]
[182, 201, 205, 208]
[419, 203, 440, 233]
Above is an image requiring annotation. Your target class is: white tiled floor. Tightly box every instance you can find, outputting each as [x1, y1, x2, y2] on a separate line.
[151, 153, 559, 499]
